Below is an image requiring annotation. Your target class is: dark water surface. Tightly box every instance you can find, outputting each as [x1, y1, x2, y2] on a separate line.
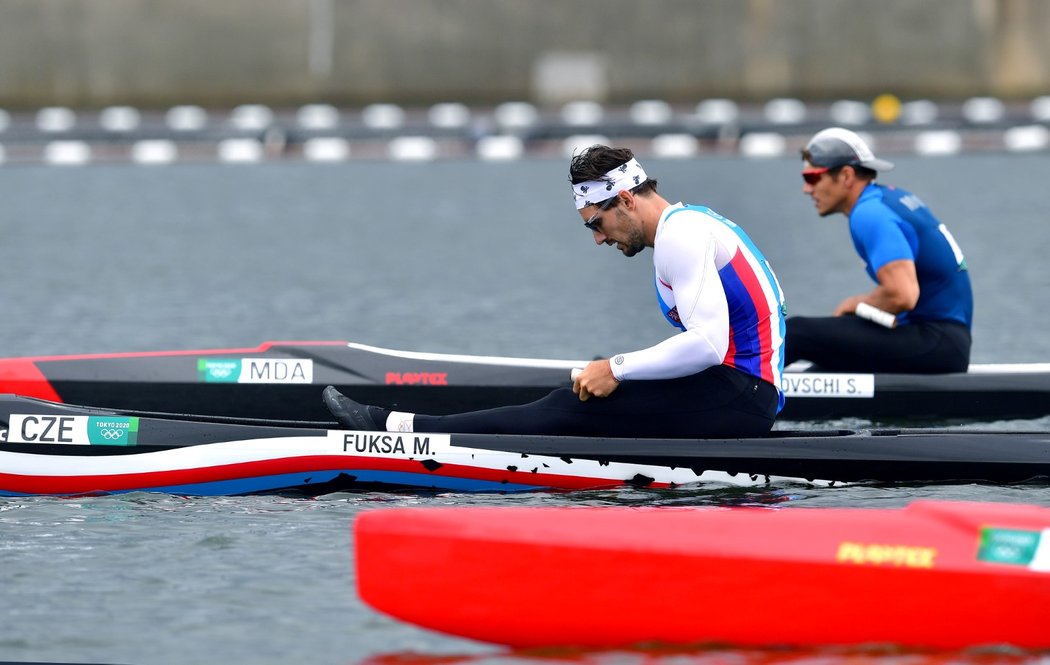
[1, 156, 1049, 665]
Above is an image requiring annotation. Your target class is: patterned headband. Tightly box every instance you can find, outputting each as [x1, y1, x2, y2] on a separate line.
[571, 158, 649, 210]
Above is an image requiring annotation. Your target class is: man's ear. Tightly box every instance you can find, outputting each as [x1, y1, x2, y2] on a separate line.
[840, 166, 857, 186]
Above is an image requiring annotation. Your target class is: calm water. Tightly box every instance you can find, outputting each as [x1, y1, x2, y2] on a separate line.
[1, 156, 1049, 665]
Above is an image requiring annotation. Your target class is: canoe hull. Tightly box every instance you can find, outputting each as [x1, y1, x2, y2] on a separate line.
[0, 395, 752, 496]
[0, 394, 1048, 495]
[355, 501, 1050, 650]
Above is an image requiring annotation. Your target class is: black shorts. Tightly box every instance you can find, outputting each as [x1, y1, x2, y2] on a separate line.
[414, 364, 780, 439]
[784, 315, 971, 373]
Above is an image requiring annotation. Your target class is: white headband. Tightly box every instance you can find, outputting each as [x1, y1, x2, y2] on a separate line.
[571, 158, 649, 210]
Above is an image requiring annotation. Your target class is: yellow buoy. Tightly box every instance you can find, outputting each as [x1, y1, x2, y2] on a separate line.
[872, 94, 902, 124]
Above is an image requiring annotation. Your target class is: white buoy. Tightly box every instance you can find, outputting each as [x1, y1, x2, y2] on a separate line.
[297, 104, 340, 130]
[494, 102, 538, 130]
[99, 106, 141, 132]
[561, 101, 604, 126]
[362, 103, 405, 130]
[1003, 125, 1050, 152]
[131, 140, 178, 164]
[914, 131, 962, 155]
[1030, 96, 1050, 122]
[961, 97, 1005, 124]
[166, 105, 208, 131]
[829, 100, 871, 126]
[651, 134, 699, 158]
[229, 104, 274, 131]
[695, 99, 738, 125]
[37, 107, 77, 132]
[428, 103, 471, 128]
[900, 100, 939, 125]
[739, 132, 787, 158]
[302, 137, 351, 162]
[44, 140, 91, 165]
[476, 135, 524, 161]
[218, 138, 264, 162]
[629, 100, 673, 125]
[388, 136, 437, 161]
[764, 98, 806, 125]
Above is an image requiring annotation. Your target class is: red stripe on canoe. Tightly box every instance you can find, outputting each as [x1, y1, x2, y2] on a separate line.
[0, 360, 62, 401]
[0, 454, 672, 495]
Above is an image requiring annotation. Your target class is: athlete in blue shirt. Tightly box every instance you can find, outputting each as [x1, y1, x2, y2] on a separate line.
[785, 128, 973, 373]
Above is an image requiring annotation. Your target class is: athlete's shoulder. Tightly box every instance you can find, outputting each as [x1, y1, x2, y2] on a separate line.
[851, 185, 899, 225]
[658, 204, 711, 235]
[680, 204, 736, 225]
[663, 204, 739, 235]
[880, 184, 930, 214]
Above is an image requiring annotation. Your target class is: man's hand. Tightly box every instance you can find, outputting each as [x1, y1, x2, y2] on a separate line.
[833, 260, 920, 317]
[572, 359, 620, 401]
[832, 294, 865, 317]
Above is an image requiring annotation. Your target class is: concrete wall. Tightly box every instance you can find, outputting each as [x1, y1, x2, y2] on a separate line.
[1, 0, 1048, 109]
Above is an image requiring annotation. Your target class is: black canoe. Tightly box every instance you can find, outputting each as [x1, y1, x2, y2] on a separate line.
[0, 341, 1047, 422]
[0, 394, 1047, 495]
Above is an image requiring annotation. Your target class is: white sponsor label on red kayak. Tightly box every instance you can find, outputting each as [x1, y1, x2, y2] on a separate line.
[4, 415, 140, 446]
[198, 358, 313, 384]
[979, 526, 1050, 572]
[782, 373, 874, 398]
[1031, 531, 1050, 572]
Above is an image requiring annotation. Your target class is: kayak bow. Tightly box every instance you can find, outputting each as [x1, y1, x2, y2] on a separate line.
[355, 500, 1050, 650]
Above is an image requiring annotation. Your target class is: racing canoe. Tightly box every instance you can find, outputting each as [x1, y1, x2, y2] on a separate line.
[355, 500, 1050, 650]
[0, 393, 728, 496]
[0, 394, 1047, 496]
[0, 341, 1047, 422]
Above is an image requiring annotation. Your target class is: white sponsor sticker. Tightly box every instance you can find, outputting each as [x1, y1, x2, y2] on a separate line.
[5, 415, 140, 446]
[199, 358, 314, 384]
[782, 373, 875, 398]
[239, 359, 313, 384]
[1031, 530, 1050, 573]
[331, 430, 452, 458]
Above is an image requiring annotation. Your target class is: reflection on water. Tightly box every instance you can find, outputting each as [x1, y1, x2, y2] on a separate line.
[360, 645, 1050, 665]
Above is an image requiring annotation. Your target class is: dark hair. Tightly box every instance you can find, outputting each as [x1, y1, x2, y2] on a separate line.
[825, 164, 877, 182]
[568, 145, 658, 194]
[851, 165, 877, 181]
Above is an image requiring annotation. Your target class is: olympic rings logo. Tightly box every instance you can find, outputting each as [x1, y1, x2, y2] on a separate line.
[98, 428, 126, 440]
[209, 368, 234, 378]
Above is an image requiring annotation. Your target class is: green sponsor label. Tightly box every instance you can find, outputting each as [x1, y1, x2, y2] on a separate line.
[977, 527, 1042, 566]
[199, 358, 241, 383]
[87, 417, 139, 446]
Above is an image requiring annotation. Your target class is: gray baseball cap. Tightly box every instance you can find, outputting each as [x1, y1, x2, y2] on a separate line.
[803, 127, 894, 171]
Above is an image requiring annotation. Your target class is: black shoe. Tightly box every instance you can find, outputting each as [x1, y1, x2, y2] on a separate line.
[323, 386, 382, 431]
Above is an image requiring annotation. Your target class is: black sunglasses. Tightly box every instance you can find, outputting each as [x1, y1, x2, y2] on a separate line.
[583, 195, 619, 232]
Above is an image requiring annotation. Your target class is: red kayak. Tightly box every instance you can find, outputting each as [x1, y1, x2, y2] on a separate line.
[355, 500, 1050, 650]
